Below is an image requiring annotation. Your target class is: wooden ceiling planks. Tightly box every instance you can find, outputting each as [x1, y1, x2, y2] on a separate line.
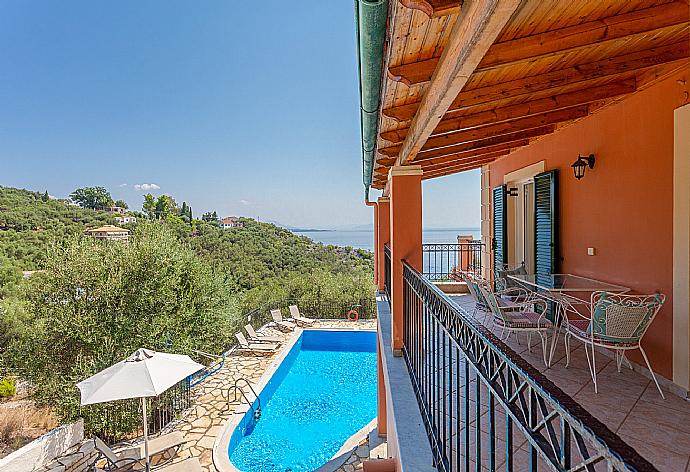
[370, 0, 689, 183]
[395, 0, 524, 165]
[380, 80, 636, 144]
[382, 41, 688, 122]
[387, 1, 688, 86]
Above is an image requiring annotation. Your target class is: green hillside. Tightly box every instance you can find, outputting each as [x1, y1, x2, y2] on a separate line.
[0, 186, 373, 305]
[0, 187, 114, 271]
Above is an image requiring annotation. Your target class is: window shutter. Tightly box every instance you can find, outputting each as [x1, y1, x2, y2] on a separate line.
[533, 170, 559, 275]
[492, 185, 507, 271]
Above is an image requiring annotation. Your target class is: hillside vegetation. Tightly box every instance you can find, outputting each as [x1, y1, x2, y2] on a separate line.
[0, 186, 373, 302]
[0, 186, 374, 435]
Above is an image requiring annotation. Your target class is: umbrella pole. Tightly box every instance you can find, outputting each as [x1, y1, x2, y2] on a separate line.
[142, 397, 150, 472]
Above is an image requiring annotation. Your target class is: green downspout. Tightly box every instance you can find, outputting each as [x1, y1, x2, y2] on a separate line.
[355, 0, 388, 201]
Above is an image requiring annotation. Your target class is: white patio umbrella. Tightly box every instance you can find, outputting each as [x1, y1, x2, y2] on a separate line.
[77, 348, 204, 471]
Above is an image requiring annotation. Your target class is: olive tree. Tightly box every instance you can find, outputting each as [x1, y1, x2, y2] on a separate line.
[8, 222, 238, 429]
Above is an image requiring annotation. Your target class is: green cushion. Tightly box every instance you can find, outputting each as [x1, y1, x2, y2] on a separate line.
[589, 292, 663, 343]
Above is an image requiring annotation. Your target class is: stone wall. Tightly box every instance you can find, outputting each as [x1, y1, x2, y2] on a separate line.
[37, 439, 97, 472]
[0, 420, 92, 472]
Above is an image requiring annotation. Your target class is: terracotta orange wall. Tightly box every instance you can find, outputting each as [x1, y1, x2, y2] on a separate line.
[488, 69, 690, 380]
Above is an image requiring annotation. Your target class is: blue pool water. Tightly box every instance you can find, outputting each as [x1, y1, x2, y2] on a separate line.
[228, 330, 377, 472]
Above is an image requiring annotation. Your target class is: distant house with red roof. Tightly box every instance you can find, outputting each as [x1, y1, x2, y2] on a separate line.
[220, 217, 243, 229]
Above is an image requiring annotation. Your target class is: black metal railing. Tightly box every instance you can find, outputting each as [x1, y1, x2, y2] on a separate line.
[83, 379, 191, 443]
[243, 297, 377, 329]
[384, 244, 392, 302]
[422, 242, 484, 281]
[401, 261, 656, 472]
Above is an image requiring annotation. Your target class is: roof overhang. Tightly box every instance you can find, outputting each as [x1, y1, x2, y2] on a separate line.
[358, 0, 689, 190]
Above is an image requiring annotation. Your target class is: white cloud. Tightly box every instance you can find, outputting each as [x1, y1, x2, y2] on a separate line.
[133, 183, 161, 191]
[119, 183, 128, 188]
[239, 199, 250, 206]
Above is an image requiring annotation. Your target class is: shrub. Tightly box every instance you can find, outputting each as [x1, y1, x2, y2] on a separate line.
[0, 377, 16, 398]
[7, 223, 238, 434]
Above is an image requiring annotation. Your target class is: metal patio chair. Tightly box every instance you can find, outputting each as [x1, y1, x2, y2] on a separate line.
[564, 291, 666, 398]
[479, 283, 554, 367]
[494, 261, 529, 296]
[460, 271, 531, 323]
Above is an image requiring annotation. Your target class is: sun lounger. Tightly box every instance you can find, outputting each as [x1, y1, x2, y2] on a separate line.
[244, 324, 282, 343]
[270, 309, 296, 331]
[288, 305, 317, 326]
[235, 332, 278, 353]
[94, 432, 186, 470]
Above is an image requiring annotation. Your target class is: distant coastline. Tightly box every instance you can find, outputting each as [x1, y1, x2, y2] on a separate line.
[293, 227, 480, 252]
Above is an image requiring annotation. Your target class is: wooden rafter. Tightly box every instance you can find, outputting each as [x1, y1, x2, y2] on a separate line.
[388, 1, 689, 86]
[422, 155, 501, 179]
[420, 149, 509, 172]
[380, 125, 556, 158]
[396, 0, 523, 166]
[380, 80, 636, 143]
[413, 139, 529, 165]
[414, 125, 556, 160]
[398, 0, 461, 19]
[420, 106, 589, 151]
[383, 41, 689, 121]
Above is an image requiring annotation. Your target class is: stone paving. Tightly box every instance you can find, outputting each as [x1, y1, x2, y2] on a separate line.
[161, 319, 378, 472]
[332, 439, 372, 472]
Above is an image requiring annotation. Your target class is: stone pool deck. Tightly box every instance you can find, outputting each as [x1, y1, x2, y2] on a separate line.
[164, 319, 378, 472]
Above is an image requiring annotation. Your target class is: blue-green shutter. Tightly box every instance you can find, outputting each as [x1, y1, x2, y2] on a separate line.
[534, 170, 559, 275]
[492, 185, 507, 271]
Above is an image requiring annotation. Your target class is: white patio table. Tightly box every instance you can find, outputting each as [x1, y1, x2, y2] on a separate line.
[506, 273, 630, 365]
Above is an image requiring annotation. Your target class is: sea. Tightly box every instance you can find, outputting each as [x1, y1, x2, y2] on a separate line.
[293, 228, 480, 252]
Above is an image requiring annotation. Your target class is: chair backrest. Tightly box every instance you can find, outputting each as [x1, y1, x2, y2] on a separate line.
[494, 262, 527, 291]
[590, 291, 666, 344]
[478, 284, 509, 324]
[288, 305, 300, 319]
[235, 332, 249, 348]
[461, 272, 487, 308]
[94, 436, 120, 465]
[270, 309, 283, 322]
[244, 324, 258, 338]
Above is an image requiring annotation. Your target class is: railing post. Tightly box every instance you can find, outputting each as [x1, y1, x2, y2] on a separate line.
[389, 165, 423, 355]
[457, 235, 473, 273]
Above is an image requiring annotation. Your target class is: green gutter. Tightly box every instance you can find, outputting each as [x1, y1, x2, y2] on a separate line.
[355, 0, 388, 200]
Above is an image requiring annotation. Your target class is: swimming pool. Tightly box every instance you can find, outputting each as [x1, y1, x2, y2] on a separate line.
[214, 329, 377, 472]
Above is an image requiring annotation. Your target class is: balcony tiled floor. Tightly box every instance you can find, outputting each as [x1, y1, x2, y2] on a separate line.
[447, 294, 690, 472]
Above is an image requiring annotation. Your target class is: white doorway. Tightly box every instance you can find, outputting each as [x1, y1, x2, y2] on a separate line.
[505, 162, 544, 274]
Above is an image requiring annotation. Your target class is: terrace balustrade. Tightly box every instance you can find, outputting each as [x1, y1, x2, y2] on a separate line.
[422, 242, 485, 281]
[397, 261, 658, 472]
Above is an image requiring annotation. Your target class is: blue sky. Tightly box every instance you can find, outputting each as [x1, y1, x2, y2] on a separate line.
[0, 1, 479, 229]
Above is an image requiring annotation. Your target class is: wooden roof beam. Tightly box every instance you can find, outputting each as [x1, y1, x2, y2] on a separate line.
[380, 125, 555, 158]
[413, 139, 529, 166]
[384, 41, 688, 121]
[421, 149, 510, 173]
[398, 0, 461, 20]
[419, 106, 588, 152]
[396, 0, 523, 166]
[388, 1, 689, 86]
[381, 80, 635, 143]
[414, 125, 556, 160]
[422, 156, 501, 179]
